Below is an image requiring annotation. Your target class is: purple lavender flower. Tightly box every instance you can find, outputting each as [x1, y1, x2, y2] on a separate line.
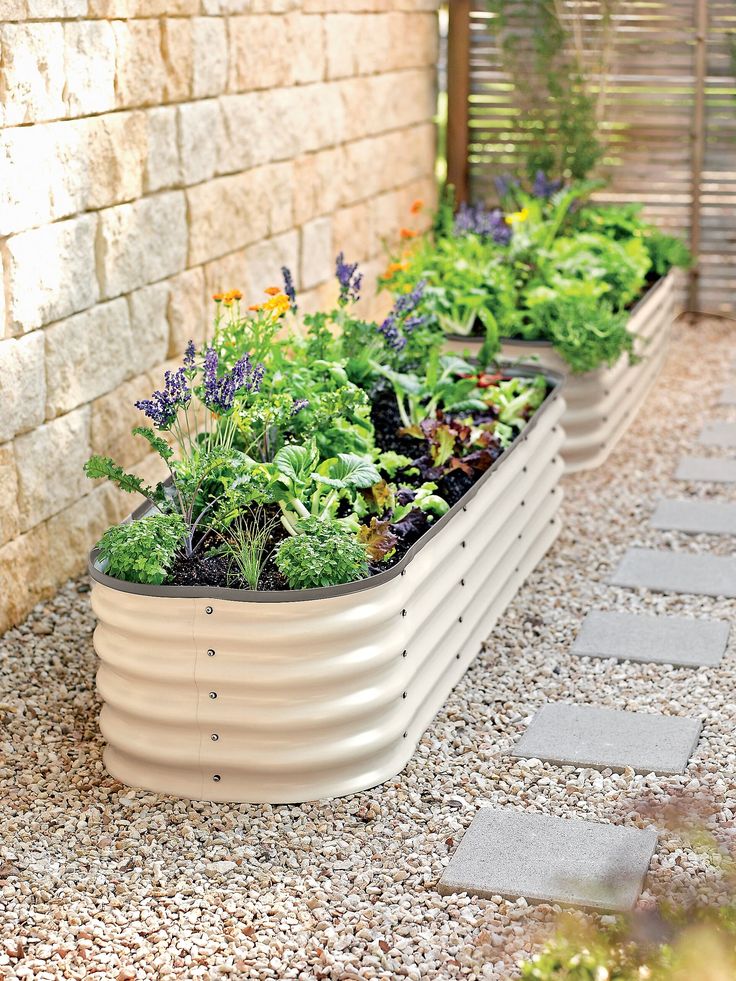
[135, 367, 191, 429]
[494, 174, 519, 200]
[454, 203, 512, 245]
[291, 398, 309, 416]
[532, 170, 563, 199]
[377, 313, 407, 352]
[281, 265, 297, 311]
[183, 339, 197, 372]
[403, 315, 424, 335]
[202, 349, 265, 414]
[335, 252, 362, 306]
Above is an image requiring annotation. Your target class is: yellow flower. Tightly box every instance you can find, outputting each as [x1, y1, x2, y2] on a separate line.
[505, 207, 529, 225]
[227, 289, 243, 301]
[262, 293, 290, 316]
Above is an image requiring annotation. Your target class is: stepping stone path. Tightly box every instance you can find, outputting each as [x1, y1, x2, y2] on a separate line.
[698, 420, 736, 447]
[571, 610, 729, 668]
[438, 809, 658, 913]
[440, 359, 736, 914]
[610, 547, 736, 597]
[675, 456, 736, 483]
[510, 704, 702, 775]
[651, 498, 736, 534]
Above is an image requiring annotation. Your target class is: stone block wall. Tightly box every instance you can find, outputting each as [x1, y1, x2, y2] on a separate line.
[0, 0, 439, 633]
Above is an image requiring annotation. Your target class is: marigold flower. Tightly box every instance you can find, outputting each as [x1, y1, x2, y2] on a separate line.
[227, 289, 243, 301]
[410, 198, 424, 214]
[248, 303, 262, 311]
[263, 293, 290, 316]
[399, 227, 417, 239]
[384, 261, 409, 278]
[212, 292, 224, 302]
[222, 297, 233, 307]
[264, 286, 281, 296]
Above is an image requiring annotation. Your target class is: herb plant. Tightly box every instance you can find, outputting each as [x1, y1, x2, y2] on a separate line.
[274, 518, 369, 589]
[96, 514, 185, 585]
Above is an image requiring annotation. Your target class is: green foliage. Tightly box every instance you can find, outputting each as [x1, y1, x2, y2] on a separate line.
[381, 234, 518, 343]
[96, 514, 185, 585]
[519, 905, 736, 980]
[486, 0, 615, 180]
[214, 507, 278, 590]
[84, 455, 157, 502]
[526, 297, 634, 374]
[274, 517, 369, 589]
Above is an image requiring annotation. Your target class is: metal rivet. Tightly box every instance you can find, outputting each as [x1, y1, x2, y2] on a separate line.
[462, 506, 467, 512]
[209, 691, 217, 699]
[456, 653, 460, 660]
[520, 500, 525, 506]
[461, 541, 466, 548]
[401, 609, 407, 617]
[400, 569, 406, 576]
[458, 616, 463, 623]
[207, 648, 216, 657]
[402, 649, 407, 658]
[402, 692, 407, 699]
[403, 732, 408, 738]
[212, 774, 221, 782]
[211, 733, 219, 741]
[205, 606, 213, 615]
[522, 466, 527, 473]
[460, 579, 465, 587]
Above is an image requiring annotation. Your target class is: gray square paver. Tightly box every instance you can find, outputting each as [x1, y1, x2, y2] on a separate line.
[651, 499, 736, 535]
[571, 610, 729, 668]
[510, 704, 702, 775]
[438, 809, 657, 912]
[610, 548, 736, 598]
[675, 456, 736, 483]
[699, 421, 736, 448]
[720, 385, 736, 405]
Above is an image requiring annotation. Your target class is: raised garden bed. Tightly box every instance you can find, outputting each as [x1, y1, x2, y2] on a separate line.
[89, 364, 565, 804]
[446, 272, 676, 473]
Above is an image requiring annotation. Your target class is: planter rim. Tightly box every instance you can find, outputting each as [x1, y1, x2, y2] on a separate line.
[88, 363, 564, 604]
[445, 273, 669, 349]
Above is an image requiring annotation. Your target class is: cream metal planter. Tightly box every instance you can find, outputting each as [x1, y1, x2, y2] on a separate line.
[447, 272, 676, 473]
[89, 368, 566, 804]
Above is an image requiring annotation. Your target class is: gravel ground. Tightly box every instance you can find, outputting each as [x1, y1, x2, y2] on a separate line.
[1, 317, 735, 981]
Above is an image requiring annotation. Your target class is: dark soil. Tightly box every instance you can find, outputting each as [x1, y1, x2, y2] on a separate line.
[369, 383, 421, 458]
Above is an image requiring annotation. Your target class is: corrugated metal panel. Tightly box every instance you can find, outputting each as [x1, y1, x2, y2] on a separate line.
[465, 1, 734, 313]
[89, 387, 566, 803]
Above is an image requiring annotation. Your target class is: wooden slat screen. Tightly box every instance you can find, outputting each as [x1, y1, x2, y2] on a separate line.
[464, 0, 735, 313]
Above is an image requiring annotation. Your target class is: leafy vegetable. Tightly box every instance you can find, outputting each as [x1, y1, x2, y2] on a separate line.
[96, 514, 185, 585]
[274, 518, 369, 589]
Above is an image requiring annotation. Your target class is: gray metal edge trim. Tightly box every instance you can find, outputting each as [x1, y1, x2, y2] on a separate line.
[88, 364, 565, 604]
[445, 275, 668, 349]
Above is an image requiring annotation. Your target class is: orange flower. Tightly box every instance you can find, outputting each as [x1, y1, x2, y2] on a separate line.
[248, 303, 262, 312]
[212, 292, 224, 302]
[263, 293, 290, 316]
[410, 198, 424, 214]
[400, 227, 417, 240]
[384, 260, 409, 278]
[227, 289, 243, 301]
[264, 286, 281, 296]
[223, 297, 233, 307]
